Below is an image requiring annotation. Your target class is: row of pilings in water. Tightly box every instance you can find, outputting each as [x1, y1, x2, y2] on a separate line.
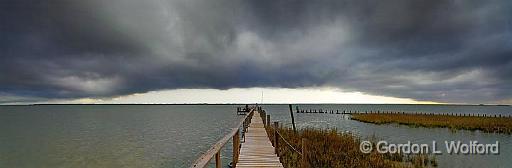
[295, 108, 511, 118]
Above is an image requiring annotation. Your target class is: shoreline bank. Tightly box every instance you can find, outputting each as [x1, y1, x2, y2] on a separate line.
[351, 113, 512, 134]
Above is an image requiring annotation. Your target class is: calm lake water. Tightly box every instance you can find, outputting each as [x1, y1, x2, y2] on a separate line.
[1, 104, 511, 168]
[0, 105, 244, 168]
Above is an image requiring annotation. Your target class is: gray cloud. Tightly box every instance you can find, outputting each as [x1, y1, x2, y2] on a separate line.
[1, 0, 511, 103]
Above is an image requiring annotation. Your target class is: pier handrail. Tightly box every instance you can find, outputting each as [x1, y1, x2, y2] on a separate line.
[191, 107, 255, 168]
[273, 127, 303, 156]
[259, 109, 309, 167]
[259, 110, 303, 156]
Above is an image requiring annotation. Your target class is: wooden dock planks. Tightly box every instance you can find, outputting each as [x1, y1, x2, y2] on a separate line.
[236, 110, 284, 168]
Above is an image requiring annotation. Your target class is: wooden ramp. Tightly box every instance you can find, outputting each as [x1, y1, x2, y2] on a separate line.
[237, 110, 284, 168]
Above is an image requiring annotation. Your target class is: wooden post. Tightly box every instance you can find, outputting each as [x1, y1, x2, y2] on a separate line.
[301, 138, 307, 168]
[242, 120, 247, 137]
[232, 130, 240, 167]
[266, 115, 270, 128]
[215, 152, 221, 168]
[289, 104, 297, 133]
[263, 114, 266, 126]
[274, 122, 279, 155]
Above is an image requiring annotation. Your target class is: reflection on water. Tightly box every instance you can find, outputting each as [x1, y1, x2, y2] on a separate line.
[0, 105, 244, 168]
[263, 104, 512, 168]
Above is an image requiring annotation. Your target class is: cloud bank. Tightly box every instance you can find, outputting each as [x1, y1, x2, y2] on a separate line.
[1, 0, 511, 103]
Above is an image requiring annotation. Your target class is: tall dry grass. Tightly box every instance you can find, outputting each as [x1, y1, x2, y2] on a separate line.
[351, 113, 512, 134]
[267, 126, 436, 168]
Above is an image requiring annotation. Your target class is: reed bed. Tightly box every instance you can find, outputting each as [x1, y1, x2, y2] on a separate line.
[351, 113, 512, 134]
[267, 126, 436, 168]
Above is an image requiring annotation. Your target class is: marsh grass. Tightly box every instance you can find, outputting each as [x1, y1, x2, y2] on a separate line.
[267, 127, 435, 168]
[351, 113, 512, 134]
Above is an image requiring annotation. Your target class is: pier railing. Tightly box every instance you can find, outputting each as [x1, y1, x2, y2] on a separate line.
[190, 107, 254, 168]
[259, 110, 308, 167]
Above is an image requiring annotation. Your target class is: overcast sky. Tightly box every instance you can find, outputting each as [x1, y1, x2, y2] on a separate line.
[1, 0, 511, 104]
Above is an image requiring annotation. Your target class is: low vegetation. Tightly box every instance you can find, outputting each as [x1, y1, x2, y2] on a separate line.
[267, 126, 436, 168]
[351, 113, 512, 134]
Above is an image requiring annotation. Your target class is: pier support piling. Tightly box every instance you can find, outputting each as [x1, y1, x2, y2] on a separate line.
[274, 122, 279, 155]
[215, 152, 221, 168]
[267, 115, 270, 128]
[289, 104, 297, 133]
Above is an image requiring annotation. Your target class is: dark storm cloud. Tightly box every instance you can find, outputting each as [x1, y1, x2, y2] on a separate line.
[1, 0, 511, 103]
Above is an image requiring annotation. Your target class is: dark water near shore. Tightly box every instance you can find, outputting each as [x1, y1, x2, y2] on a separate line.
[1, 104, 511, 168]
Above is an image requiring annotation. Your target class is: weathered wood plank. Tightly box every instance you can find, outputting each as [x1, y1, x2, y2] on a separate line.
[236, 110, 284, 168]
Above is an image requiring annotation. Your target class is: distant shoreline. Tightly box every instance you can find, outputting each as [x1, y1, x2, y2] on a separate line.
[0, 103, 510, 106]
[351, 113, 512, 134]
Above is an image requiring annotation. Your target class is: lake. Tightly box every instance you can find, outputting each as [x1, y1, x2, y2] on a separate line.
[0, 105, 244, 168]
[1, 104, 510, 168]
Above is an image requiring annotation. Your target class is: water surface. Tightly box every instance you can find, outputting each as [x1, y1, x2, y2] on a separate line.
[0, 105, 243, 168]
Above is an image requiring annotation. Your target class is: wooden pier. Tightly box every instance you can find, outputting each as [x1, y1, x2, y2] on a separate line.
[191, 106, 283, 168]
[237, 105, 251, 115]
[237, 109, 284, 168]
